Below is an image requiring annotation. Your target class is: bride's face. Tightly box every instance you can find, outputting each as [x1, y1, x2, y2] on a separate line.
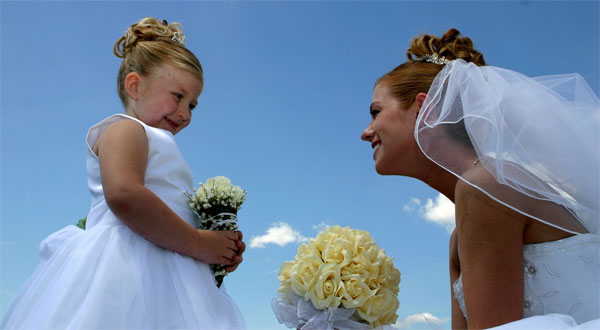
[361, 84, 420, 175]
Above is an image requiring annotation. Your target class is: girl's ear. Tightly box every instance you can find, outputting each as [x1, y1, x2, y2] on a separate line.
[124, 72, 141, 100]
[414, 92, 427, 119]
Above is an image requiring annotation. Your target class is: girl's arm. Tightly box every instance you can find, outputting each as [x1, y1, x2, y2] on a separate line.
[95, 119, 239, 265]
[454, 178, 526, 329]
[450, 230, 468, 329]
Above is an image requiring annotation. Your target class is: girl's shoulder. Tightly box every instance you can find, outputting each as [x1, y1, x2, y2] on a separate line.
[87, 114, 147, 156]
[88, 114, 146, 135]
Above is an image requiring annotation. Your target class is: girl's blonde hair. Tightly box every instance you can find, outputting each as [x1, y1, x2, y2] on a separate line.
[113, 17, 203, 106]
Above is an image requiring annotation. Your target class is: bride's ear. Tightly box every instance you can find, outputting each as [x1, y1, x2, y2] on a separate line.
[414, 92, 427, 119]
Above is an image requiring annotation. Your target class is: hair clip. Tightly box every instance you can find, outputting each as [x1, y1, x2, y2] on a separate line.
[414, 53, 451, 65]
[171, 31, 186, 47]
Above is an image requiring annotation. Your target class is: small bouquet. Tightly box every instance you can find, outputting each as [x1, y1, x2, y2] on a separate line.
[272, 226, 401, 329]
[185, 176, 246, 287]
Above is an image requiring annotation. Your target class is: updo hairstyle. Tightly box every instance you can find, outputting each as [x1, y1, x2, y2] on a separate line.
[376, 28, 485, 107]
[113, 17, 204, 106]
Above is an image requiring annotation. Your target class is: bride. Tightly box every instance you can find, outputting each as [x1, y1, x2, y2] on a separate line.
[361, 28, 599, 329]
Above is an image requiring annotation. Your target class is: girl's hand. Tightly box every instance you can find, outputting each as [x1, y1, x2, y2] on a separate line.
[196, 230, 240, 265]
[225, 231, 246, 273]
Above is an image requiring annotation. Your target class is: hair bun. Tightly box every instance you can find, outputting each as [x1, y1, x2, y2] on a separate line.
[406, 28, 485, 66]
[114, 17, 186, 59]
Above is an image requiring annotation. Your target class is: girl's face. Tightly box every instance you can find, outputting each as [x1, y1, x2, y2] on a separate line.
[128, 63, 202, 135]
[361, 84, 421, 175]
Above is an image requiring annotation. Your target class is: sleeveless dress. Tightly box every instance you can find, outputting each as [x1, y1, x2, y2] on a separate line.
[1, 114, 246, 329]
[453, 233, 600, 326]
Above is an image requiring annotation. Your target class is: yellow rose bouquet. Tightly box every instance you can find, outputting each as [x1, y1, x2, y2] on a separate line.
[272, 226, 401, 329]
[185, 176, 246, 287]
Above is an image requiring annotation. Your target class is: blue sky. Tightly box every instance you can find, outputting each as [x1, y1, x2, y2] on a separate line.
[1, 1, 598, 329]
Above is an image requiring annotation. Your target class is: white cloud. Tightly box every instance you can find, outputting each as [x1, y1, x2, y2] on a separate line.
[249, 221, 309, 248]
[404, 193, 455, 233]
[312, 221, 330, 233]
[393, 312, 447, 329]
[403, 198, 423, 212]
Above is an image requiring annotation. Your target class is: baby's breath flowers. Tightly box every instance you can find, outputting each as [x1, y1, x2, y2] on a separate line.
[185, 176, 246, 287]
[272, 226, 401, 329]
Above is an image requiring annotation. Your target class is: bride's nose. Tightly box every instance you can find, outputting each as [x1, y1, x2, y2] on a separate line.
[361, 123, 374, 142]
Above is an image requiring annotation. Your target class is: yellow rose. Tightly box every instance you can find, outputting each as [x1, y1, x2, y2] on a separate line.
[343, 252, 380, 289]
[290, 258, 321, 297]
[295, 241, 322, 263]
[306, 263, 344, 309]
[349, 229, 374, 254]
[357, 287, 399, 327]
[321, 237, 353, 267]
[340, 275, 376, 309]
[277, 261, 294, 296]
[275, 225, 400, 326]
[313, 225, 345, 252]
[378, 257, 401, 294]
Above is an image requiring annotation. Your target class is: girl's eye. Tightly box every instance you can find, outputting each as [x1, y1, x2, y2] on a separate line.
[189, 103, 197, 111]
[173, 93, 183, 101]
[370, 109, 380, 119]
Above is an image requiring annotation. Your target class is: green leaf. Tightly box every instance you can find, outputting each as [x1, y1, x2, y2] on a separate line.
[76, 217, 87, 230]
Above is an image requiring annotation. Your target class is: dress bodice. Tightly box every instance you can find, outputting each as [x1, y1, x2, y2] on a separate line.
[453, 233, 600, 324]
[85, 114, 196, 228]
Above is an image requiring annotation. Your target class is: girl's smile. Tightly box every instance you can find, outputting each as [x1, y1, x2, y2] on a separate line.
[125, 63, 203, 135]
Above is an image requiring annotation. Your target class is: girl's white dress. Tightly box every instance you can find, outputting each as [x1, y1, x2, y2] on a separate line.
[1, 114, 246, 329]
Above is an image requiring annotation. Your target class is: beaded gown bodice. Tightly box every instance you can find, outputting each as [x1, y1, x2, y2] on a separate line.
[453, 233, 600, 324]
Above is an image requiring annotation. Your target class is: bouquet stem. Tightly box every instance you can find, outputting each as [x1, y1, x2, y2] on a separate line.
[184, 176, 246, 288]
[198, 212, 238, 288]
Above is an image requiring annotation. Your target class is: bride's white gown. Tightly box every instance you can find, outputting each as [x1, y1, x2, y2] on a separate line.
[453, 233, 599, 328]
[1, 114, 246, 329]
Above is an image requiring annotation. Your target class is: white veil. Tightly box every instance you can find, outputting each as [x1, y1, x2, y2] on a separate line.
[415, 60, 599, 234]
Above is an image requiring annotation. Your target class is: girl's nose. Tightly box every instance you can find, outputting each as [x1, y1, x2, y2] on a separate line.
[177, 105, 191, 123]
[361, 123, 374, 141]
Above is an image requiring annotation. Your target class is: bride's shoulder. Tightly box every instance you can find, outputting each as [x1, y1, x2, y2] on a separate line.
[454, 165, 498, 202]
[454, 165, 530, 228]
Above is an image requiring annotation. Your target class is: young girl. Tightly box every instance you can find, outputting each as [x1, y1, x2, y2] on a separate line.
[1, 17, 247, 329]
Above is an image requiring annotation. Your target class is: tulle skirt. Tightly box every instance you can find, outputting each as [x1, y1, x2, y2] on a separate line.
[1, 222, 246, 329]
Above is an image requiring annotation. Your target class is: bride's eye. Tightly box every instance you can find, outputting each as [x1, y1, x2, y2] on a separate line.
[370, 109, 380, 119]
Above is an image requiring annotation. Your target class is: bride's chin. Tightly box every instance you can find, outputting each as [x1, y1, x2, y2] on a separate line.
[375, 163, 392, 175]
[375, 161, 405, 176]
